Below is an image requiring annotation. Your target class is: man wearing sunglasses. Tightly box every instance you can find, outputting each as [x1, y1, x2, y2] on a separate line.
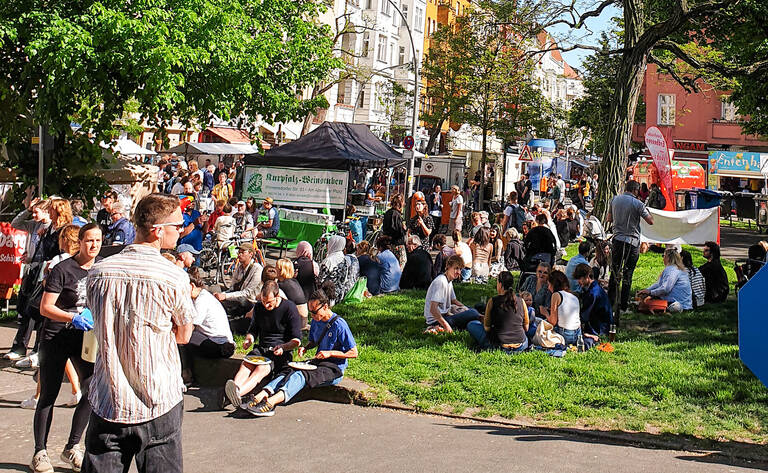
[213, 242, 264, 331]
[84, 193, 197, 473]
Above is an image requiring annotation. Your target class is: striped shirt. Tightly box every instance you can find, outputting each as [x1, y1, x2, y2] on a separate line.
[86, 244, 196, 424]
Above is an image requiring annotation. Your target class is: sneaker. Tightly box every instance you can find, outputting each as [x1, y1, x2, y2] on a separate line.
[20, 396, 38, 410]
[60, 445, 83, 472]
[30, 449, 54, 473]
[224, 380, 241, 409]
[15, 352, 39, 369]
[3, 351, 22, 361]
[64, 391, 82, 407]
[246, 399, 275, 417]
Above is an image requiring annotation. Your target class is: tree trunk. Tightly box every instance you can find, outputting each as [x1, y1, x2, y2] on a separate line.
[425, 115, 446, 155]
[479, 125, 487, 211]
[593, 0, 647, 221]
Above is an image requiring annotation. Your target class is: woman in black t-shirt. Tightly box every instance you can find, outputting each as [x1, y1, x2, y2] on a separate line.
[294, 241, 318, 301]
[466, 271, 529, 353]
[276, 258, 309, 328]
[32, 223, 101, 471]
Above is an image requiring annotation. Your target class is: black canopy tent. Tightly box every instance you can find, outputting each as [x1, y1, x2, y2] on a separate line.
[242, 122, 407, 170]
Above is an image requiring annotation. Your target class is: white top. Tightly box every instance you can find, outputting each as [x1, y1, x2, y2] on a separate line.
[555, 290, 581, 331]
[456, 241, 472, 267]
[190, 289, 234, 345]
[450, 194, 464, 218]
[171, 182, 185, 195]
[214, 215, 236, 245]
[424, 274, 456, 325]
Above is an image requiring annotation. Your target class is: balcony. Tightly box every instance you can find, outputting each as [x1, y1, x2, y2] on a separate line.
[711, 120, 746, 141]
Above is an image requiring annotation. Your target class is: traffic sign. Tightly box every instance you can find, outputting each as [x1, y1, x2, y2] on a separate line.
[403, 135, 415, 150]
[402, 149, 414, 161]
[518, 145, 533, 162]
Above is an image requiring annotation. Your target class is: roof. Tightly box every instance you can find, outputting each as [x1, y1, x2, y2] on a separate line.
[243, 122, 407, 170]
[564, 62, 580, 79]
[161, 142, 262, 155]
[203, 127, 253, 143]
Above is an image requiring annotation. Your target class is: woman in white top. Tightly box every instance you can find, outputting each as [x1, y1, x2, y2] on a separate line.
[452, 230, 472, 283]
[540, 270, 582, 345]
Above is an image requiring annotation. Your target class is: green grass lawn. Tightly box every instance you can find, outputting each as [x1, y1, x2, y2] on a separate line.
[720, 218, 758, 231]
[0, 310, 17, 323]
[328, 244, 767, 444]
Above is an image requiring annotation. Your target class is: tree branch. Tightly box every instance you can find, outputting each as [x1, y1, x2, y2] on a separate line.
[648, 53, 700, 93]
[538, 0, 616, 30]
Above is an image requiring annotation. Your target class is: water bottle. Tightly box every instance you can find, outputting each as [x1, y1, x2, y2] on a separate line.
[577, 334, 585, 353]
[609, 323, 617, 342]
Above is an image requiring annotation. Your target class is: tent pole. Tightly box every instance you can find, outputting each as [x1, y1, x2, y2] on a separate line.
[38, 125, 44, 198]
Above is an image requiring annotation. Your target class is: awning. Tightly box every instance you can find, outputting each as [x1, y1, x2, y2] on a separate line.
[100, 139, 157, 156]
[161, 142, 262, 155]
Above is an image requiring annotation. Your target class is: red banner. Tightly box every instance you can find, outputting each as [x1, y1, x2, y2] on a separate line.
[645, 126, 674, 210]
[0, 222, 25, 293]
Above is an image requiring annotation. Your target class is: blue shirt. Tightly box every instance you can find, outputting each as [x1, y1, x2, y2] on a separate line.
[309, 314, 356, 373]
[72, 216, 88, 227]
[580, 280, 613, 335]
[648, 265, 693, 310]
[179, 210, 203, 251]
[565, 254, 589, 293]
[203, 170, 214, 192]
[377, 249, 401, 293]
[107, 218, 136, 245]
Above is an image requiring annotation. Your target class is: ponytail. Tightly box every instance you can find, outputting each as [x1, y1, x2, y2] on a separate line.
[498, 271, 516, 308]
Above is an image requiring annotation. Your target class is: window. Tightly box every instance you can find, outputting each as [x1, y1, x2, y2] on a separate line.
[377, 34, 388, 62]
[414, 6, 424, 32]
[380, 0, 390, 15]
[393, 9, 399, 26]
[721, 99, 738, 121]
[362, 32, 370, 57]
[399, 46, 406, 65]
[658, 94, 676, 126]
[401, 4, 409, 26]
[358, 89, 365, 108]
[389, 43, 394, 64]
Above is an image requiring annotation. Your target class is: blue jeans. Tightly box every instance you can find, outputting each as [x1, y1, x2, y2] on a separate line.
[264, 372, 342, 403]
[555, 326, 582, 346]
[467, 321, 529, 353]
[460, 268, 471, 282]
[442, 308, 481, 331]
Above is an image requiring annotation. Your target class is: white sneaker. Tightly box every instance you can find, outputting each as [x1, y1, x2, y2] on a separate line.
[60, 445, 83, 472]
[3, 351, 22, 361]
[224, 380, 242, 408]
[20, 396, 38, 409]
[65, 391, 82, 407]
[30, 449, 54, 473]
[15, 352, 39, 369]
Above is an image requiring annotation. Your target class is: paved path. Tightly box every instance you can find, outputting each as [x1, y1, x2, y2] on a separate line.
[719, 225, 766, 261]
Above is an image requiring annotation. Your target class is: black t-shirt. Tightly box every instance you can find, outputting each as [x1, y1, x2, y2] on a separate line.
[42, 256, 100, 340]
[382, 208, 405, 246]
[523, 226, 556, 257]
[97, 208, 111, 235]
[294, 257, 317, 301]
[279, 278, 307, 305]
[400, 249, 433, 290]
[247, 298, 302, 348]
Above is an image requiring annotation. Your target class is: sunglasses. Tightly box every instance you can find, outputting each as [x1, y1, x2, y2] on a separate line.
[308, 303, 326, 315]
[153, 220, 185, 230]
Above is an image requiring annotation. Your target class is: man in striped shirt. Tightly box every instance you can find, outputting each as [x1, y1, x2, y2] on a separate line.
[84, 193, 196, 473]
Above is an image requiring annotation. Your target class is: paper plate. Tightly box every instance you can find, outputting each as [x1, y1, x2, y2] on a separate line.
[288, 361, 317, 371]
[243, 355, 271, 365]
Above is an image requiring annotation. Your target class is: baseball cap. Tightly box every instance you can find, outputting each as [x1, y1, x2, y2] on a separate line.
[236, 200, 246, 206]
[263, 197, 273, 204]
[176, 244, 201, 255]
[238, 242, 254, 252]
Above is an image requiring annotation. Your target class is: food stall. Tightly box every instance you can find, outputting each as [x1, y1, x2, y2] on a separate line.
[241, 122, 406, 248]
[631, 159, 706, 211]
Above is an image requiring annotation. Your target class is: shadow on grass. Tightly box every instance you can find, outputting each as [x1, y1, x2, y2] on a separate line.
[442, 422, 768, 469]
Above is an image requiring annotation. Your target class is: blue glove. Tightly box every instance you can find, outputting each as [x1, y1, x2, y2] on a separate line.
[71, 308, 94, 331]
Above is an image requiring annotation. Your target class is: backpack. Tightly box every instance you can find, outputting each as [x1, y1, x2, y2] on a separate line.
[506, 204, 526, 232]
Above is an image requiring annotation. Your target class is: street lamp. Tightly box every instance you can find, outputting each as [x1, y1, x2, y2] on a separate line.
[386, 0, 419, 198]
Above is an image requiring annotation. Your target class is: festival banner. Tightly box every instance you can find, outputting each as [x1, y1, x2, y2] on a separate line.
[645, 126, 673, 198]
[640, 207, 719, 245]
[0, 222, 26, 297]
[242, 166, 348, 210]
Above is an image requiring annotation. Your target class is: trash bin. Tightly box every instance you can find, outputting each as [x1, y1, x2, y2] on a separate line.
[693, 187, 722, 209]
[675, 190, 689, 210]
[734, 192, 757, 220]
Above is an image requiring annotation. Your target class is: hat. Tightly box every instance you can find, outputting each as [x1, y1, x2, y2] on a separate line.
[236, 200, 246, 206]
[238, 242, 254, 252]
[264, 197, 274, 204]
[176, 244, 201, 255]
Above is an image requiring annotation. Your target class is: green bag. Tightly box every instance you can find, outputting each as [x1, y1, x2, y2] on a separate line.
[228, 245, 238, 259]
[342, 277, 367, 304]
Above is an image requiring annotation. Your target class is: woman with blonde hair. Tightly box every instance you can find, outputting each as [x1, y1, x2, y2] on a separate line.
[502, 227, 524, 271]
[637, 248, 693, 312]
[276, 258, 309, 326]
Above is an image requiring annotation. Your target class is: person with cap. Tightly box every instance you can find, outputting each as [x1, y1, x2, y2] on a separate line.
[105, 202, 135, 245]
[178, 205, 206, 255]
[234, 200, 255, 237]
[255, 197, 280, 238]
[175, 244, 200, 270]
[96, 191, 118, 235]
[214, 242, 263, 330]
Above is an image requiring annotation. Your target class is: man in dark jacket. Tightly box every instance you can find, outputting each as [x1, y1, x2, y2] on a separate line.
[522, 213, 556, 268]
[700, 241, 729, 303]
[105, 203, 136, 245]
[400, 235, 433, 290]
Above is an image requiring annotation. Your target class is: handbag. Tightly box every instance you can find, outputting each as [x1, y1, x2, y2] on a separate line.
[638, 297, 668, 314]
[532, 320, 565, 348]
[489, 261, 506, 278]
[342, 277, 367, 304]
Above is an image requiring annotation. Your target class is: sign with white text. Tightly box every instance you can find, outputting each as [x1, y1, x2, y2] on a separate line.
[645, 126, 673, 208]
[242, 166, 348, 210]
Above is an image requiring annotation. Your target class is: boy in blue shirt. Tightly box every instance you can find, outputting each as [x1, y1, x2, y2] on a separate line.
[247, 289, 357, 417]
[574, 263, 614, 337]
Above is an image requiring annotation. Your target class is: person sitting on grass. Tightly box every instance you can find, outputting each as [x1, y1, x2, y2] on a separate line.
[223, 281, 302, 410]
[680, 250, 706, 309]
[565, 241, 592, 293]
[519, 262, 552, 318]
[245, 289, 357, 417]
[452, 230, 472, 283]
[400, 234, 433, 290]
[540, 270, 582, 345]
[573, 263, 613, 338]
[431, 233, 455, 279]
[637, 248, 693, 313]
[423, 255, 482, 333]
[699, 241, 729, 303]
[375, 235, 402, 294]
[180, 267, 235, 385]
[356, 241, 382, 296]
[470, 227, 493, 284]
[466, 271, 529, 353]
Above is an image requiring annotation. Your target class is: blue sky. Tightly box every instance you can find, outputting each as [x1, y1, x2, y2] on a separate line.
[547, 4, 621, 71]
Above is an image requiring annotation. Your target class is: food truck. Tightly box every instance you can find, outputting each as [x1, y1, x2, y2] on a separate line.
[631, 159, 706, 211]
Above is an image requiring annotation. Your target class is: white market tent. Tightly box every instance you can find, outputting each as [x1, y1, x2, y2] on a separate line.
[99, 138, 157, 156]
[162, 142, 261, 155]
